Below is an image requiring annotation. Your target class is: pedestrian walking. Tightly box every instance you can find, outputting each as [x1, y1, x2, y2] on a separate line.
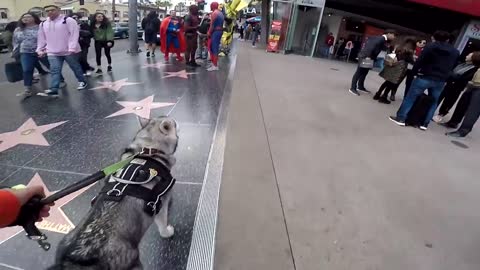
[239, 23, 244, 40]
[71, 13, 94, 76]
[12, 12, 52, 98]
[142, 11, 161, 58]
[37, 5, 87, 97]
[433, 51, 480, 123]
[91, 12, 114, 74]
[252, 23, 260, 47]
[390, 31, 459, 130]
[184, 5, 201, 67]
[349, 29, 397, 96]
[207, 2, 224, 71]
[7, 21, 49, 77]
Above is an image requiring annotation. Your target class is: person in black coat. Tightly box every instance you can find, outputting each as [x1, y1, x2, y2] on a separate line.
[433, 51, 480, 123]
[349, 29, 397, 96]
[72, 13, 94, 75]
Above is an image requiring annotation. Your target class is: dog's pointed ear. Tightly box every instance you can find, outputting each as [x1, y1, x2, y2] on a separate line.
[138, 116, 150, 128]
[159, 119, 174, 135]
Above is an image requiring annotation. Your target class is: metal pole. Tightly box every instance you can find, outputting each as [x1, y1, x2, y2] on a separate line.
[128, 0, 140, 54]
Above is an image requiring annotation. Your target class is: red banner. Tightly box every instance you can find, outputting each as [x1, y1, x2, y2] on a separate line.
[267, 21, 282, 53]
[409, 0, 480, 16]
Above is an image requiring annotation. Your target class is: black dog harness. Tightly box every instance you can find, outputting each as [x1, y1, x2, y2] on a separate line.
[96, 154, 175, 216]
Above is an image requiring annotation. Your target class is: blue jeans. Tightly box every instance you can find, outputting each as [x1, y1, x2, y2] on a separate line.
[20, 53, 50, 88]
[48, 54, 85, 91]
[396, 77, 446, 126]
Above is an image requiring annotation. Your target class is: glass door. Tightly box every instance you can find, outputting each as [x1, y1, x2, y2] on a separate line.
[285, 5, 323, 56]
[270, 0, 294, 52]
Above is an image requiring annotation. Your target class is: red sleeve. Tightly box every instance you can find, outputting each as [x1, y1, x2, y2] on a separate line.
[0, 190, 21, 228]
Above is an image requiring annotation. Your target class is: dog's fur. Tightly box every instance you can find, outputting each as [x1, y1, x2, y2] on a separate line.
[48, 116, 179, 270]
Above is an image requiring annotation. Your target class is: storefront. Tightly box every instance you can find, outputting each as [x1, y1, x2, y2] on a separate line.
[268, 0, 326, 56]
[456, 20, 480, 59]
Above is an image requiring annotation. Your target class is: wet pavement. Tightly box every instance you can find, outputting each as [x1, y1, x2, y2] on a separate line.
[0, 47, 232, 270]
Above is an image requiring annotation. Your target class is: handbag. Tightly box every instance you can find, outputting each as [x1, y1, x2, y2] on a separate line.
[5, 61, 23, 83]
[359, 58, 374, 69]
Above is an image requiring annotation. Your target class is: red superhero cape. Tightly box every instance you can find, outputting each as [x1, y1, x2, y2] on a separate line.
[160, 16, 187, 53]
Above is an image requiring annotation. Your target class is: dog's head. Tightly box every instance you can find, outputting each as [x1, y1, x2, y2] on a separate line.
[124, 116, 179, 166]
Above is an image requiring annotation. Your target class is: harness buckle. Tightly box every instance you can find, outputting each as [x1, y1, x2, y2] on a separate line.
[106, 189, 123, 197]
[146, 200, 162, 215]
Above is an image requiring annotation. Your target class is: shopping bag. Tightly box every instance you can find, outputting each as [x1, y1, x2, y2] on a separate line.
[5, 62, 23, 83]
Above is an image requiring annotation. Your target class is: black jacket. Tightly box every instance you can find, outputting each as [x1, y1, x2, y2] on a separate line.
[412, 41, 460, 82]
[78, 22, 92, 48]
[358, 35, 387, 60]
[142, 17, 160, 34]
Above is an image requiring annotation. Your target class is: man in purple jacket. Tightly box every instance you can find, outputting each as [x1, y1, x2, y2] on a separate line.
[37, 5, 87, 97]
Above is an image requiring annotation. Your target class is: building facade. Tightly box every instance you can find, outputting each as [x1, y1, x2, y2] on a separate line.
[0, 0, 164, 25]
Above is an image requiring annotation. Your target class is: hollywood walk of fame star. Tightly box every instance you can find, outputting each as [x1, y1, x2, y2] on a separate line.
[90, 78, 141, 92]
[0, 118, 67, 153]
[162, 70, 197, 79]
[106, 95, 175, 119]
[0, 173, 95, 245]
[142, 63, 170, 69]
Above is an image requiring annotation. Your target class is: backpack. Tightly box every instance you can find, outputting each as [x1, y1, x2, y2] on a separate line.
[145, 19, 156, 33]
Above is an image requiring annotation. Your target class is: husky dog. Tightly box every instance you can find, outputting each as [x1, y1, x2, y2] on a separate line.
[48, 116, 179, 270]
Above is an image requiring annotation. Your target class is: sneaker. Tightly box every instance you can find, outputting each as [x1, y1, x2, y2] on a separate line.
[349, 89, 360, 96]
[151, 52, 156, 57]
[59, 81, 67, 88]
[389, 116, 406, 126]
[432, 115, 444, 123]
[252, 45, 257, 48]
[77, 82, 87, 90]
[146, 51, 151, 58]
[357, 88, 371, 94]
[16, 90, 33, 98]
[390, 95, 396, 102]
[84, 71, 93, 77]
[95, 69, 103, 76]
[446, 131, 467, 138]
[378, 97, 391, 104]
[176, 56, 184, 62]
[107, 66, 112, 72]
[373, 93, 381, 100]
[191, 61, 201, 67]
[38, 89, 59, 97]
[419, 126, 428, 131]
[207, 66, 219, 72]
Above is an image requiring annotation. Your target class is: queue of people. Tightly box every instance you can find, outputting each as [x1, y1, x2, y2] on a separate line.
[350, 29, 480, 138]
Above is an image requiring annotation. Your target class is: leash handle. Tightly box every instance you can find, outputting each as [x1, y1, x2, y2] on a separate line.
[14, 196, 51, 251]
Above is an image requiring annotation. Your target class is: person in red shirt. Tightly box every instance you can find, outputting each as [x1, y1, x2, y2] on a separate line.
[0, 185, 51, 228]
[323, 32, 335, 58]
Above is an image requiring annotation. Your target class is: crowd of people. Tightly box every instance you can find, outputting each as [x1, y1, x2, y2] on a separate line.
[349, 29, 480, 138]
[3, 2, 225, 98]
